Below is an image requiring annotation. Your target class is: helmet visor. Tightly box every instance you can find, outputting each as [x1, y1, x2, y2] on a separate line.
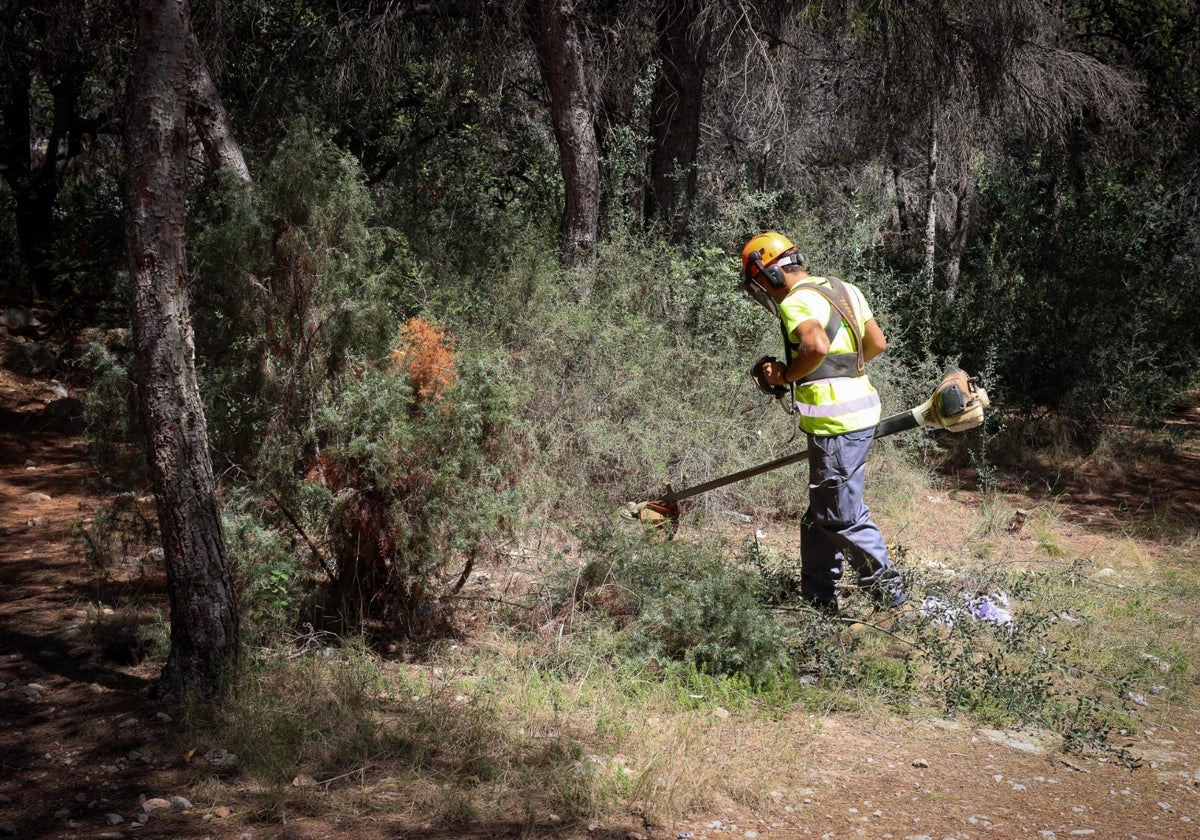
[741, 275, 779, 318]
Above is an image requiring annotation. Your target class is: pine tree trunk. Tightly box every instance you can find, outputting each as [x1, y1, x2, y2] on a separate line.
[645, 0, 708, 242]
[1, 65, 78, 299]
[186, 32, 251, 184]
[125, 0, 238, 701]
[945, 175, 973, 302]
[531, 0, 599, 268]
[923, 108, 939, 297]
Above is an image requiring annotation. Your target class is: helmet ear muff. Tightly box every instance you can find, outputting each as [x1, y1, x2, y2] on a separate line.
[747, 249, 787, 289]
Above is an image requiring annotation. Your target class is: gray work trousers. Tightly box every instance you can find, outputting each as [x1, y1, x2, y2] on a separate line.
[800, 428, 906, 609]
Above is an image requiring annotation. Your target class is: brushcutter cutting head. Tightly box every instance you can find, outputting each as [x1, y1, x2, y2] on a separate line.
[620, 498, 680, 538]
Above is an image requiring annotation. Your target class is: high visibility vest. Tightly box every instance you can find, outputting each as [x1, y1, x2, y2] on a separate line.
[778, 277, 882, 436]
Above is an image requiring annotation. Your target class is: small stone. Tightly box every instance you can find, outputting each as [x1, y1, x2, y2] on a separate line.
[140, 798, 171, 813]
[134, 813, 148, 825]
[154, 712, 172, 723]
[291, 774, 315, 788]
[169, 796, 192, 810]
[712, 707, 730, 720]
[911, 758, 930, 769]
[214, 806, 231, 818]
[54, 807, 71, 819]
[1158, 802, 1172, 811]
[97, 833, 124, 839]
[106, 813, 124, 825]
[204, 748, 238, 768]
[126, 751, 141, 762]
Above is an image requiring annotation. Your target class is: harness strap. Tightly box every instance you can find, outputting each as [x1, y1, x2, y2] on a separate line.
[787, 277, 866, 384]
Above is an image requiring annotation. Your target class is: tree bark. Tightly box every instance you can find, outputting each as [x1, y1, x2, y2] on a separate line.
[530, 0, 599, 268]
[923, 107, 939, 307]
[944, 174, 973, 302]
[645, 0, 709, 242]
[185, 32, 251, 184]
[125, 0, 238, 701]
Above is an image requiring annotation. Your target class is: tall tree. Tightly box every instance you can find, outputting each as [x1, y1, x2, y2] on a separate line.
[125, 0, 238, 700]
[529, 0, 599, 266]
[644, 0, 712, 241]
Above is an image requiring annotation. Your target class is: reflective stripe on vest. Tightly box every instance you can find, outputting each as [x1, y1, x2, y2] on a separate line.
[792, 390, 881, 418]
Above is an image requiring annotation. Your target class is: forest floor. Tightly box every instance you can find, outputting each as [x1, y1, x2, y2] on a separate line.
[2, 324, 1199, 840]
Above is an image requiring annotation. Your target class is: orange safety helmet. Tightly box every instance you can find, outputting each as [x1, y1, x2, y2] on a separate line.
[741, 232, 804, 287]
[740, 232, 804, 314]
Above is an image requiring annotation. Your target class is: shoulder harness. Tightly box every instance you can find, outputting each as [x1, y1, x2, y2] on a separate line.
[780, 277, 867, 384]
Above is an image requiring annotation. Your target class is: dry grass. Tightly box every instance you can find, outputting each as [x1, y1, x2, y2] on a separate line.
[179, 425, 1200, 832]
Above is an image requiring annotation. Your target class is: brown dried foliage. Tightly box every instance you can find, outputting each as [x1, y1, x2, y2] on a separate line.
[387, 317, 456, 410]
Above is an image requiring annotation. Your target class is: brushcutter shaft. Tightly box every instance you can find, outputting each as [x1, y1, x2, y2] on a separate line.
[624, 367, 988, 530]
[663, 409, 920, 503]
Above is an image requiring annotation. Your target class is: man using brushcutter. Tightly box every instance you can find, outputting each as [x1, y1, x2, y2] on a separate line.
[741, 232, 907, 619]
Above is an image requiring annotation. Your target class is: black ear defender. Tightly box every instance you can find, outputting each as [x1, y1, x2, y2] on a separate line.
[748, 249, 788, 289]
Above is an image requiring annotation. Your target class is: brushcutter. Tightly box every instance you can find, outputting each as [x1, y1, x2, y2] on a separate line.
[622, 367, 989, 532]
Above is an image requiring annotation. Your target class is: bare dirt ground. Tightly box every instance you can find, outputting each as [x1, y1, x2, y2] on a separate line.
[2, 327, 1199, 840]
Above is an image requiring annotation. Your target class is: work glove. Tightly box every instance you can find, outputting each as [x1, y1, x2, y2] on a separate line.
[920, 367, 990, 432]
[750, 355, 789, 399]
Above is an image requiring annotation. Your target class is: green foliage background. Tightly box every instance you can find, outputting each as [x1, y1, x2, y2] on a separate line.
[4, 0, 1199, 695]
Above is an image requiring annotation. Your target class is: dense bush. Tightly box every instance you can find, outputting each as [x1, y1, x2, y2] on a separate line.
[189, 123, 413, 465]
[223, 319, 518, 641]
[925, 147, 1200, 430]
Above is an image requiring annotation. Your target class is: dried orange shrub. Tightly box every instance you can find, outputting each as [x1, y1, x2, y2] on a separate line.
[387, 317, 457, 410]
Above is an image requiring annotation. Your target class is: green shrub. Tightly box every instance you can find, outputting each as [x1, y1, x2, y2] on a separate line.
[568, 532, 790, 687]
[189, 122, 412, 465]
[78, 332, 143, 484]
[224, 502, 317, 641]
[294, 343, 519, 638]
[634, 568, 791, 687]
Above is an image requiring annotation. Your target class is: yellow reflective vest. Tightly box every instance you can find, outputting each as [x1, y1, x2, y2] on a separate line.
[777, 277, 882, 436]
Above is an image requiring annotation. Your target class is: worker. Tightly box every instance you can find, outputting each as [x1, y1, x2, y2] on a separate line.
[740, 231, 908, 618]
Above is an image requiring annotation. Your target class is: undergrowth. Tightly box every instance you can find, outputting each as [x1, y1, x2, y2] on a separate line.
[173, 519, 1199, 830]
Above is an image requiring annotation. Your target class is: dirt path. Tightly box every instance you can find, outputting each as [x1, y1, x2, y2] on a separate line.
[2, 348, 1199, 839]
